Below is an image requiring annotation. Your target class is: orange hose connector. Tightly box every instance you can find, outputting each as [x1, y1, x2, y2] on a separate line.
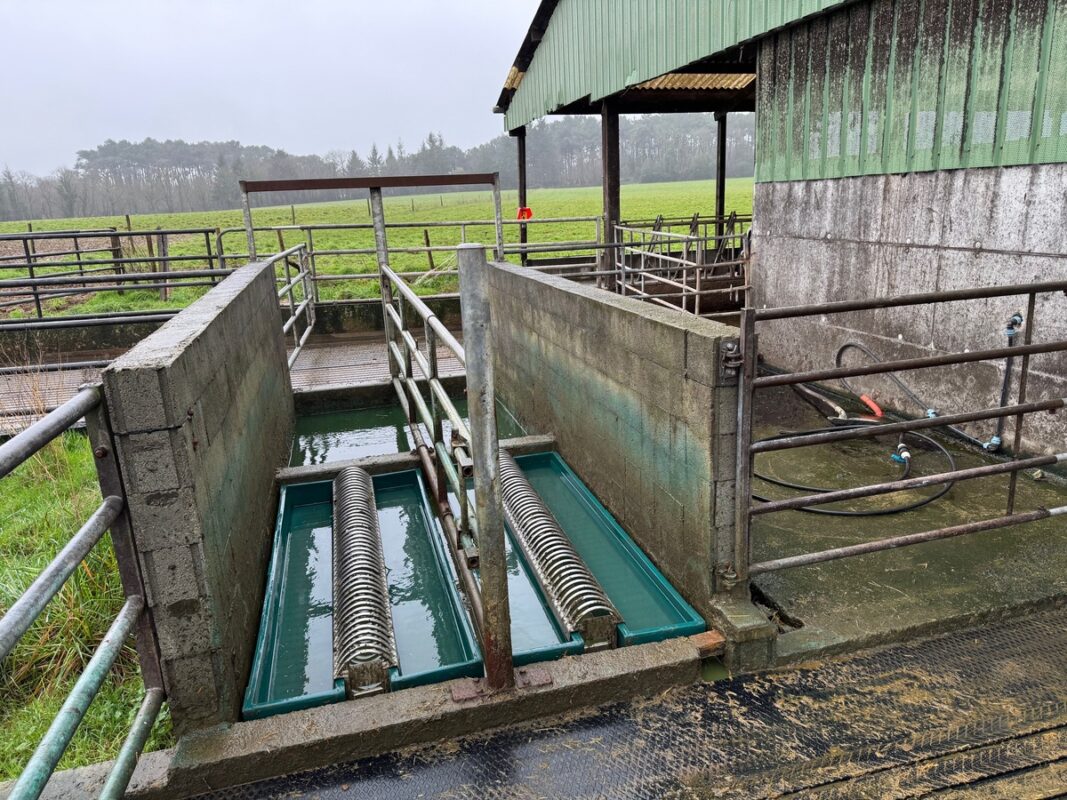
[860, 394, 884, 417]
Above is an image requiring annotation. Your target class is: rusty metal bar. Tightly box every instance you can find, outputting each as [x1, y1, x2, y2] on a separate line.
[749, 506, 1066, 576]
[751, 397, 1066, 455]
[752, 453, 1066, 516]
[1007, 292, 1038, 514]
[755, 280, 1067, 321]
[754, 340, 1067, 390]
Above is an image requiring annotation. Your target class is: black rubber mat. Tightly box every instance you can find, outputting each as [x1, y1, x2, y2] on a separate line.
[198, 608, 1067, 799]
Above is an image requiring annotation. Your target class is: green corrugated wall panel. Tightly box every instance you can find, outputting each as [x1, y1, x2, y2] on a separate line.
[504, 0, 853, 131]
[755, 0, 1067, 180]
[1039, 1, 1067, 163]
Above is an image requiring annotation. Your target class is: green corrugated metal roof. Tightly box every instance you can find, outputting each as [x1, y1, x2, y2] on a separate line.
[501, 0, 851, 131]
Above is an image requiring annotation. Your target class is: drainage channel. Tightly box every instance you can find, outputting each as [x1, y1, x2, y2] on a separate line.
[244, 449, 703, 720]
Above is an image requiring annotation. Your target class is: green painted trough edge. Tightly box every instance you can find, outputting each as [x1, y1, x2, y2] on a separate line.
[514, 451, 706, 646]
[242, 481, 346, 722]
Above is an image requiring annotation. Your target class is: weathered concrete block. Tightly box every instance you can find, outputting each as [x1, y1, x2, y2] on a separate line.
[488, 262, 740, 623]
[104, 263, 295, 735]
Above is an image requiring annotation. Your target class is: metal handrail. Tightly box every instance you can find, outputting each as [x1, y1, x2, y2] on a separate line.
[731, 280, 1067, 588]
[0, 384, 164, 800]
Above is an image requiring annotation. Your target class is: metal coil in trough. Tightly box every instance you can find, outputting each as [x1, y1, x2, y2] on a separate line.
[333, 467, 398, 696]
[498, 451, 621, 649]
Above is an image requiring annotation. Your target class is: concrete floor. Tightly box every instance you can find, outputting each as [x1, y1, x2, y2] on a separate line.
[750, 386, 1067, 660]
[190, 607, 1067, 799]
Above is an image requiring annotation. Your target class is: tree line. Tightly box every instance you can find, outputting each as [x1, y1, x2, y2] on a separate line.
[0, 113, 754, 222]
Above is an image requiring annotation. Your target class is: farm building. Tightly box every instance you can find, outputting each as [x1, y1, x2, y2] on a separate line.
[497, 0, 1067, 453]
[4, 2, 1067, 798]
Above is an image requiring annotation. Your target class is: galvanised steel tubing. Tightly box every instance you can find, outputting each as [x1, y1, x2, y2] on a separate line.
[0, 281, 219, 300]
[82, 395, 163, 690]
[751, 453, 1067, 516]
[0, 253, 222, 273]
[0, 269, 234, 287]
[748, 506, 1067, 576]
[0, 361, 110, 376]
[0, 227, 215, 241]
[0, 386, 100, 479]
[751, 397, 1067, 455]
[0, 314, 176, 332]
[281, 299, 312, 334]
[241, 190, 256, 260]
[755, 280, 1067, 322]
[0, 308, 180, 324]
[9, 596, 144, 800]
[381, 264, 465, 364]
[731, 309, 757, 590]
[457, 244, 513, 690]
[0, 496, 122, 661]
[1007, 292, 1038, 515]
[754, 341, 1067, 390]
[408, 423, 486, 631]
[98, 687, 165, 800]
[286, 322, 314, 370]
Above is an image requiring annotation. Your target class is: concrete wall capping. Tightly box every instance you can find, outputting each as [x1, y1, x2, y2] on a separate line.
[103, 262, 295, 733]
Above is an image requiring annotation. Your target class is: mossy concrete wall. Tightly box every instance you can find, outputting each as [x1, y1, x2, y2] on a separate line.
[752, 164, 1067, 455]
[486, 262, 739, 621]
[102, 263, 294, 733]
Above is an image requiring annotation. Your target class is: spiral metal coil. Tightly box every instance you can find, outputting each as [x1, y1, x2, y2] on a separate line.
[498, 451, 621, 648]
[333, 467, 397, 695]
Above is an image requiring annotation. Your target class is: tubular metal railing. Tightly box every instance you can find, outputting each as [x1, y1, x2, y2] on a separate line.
[728, 280, 1067, 591]
[0, 227, 223, 318]
[0, 385, 164, 800]
[270, 244, 316, 369]
[215, 214, 604, 299]
[611, 223, 748, 318]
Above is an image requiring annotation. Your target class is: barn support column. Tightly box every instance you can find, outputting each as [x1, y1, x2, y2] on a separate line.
[715, 111, 727, 241]
[513, 126, 528, 266]
[601, 100, 620, 291]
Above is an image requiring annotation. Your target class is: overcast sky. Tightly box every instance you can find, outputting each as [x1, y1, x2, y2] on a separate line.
[1, 0, 540, 175]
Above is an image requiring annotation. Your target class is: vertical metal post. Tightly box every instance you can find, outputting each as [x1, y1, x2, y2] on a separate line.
[729, 308, 757, 594]
[426, 323, 447, 506]
[82, 395, 163, 691]
[215, 229, 226, 275]
[370, 186, 399, 381]
[22, 238, 43, 319]
[715, 111, 728, 242]
[1006, 292, 1037, 515]
[157, 232, 170, 302]
[514, 127, 528, 267]
[491, 174, 505, 261]
[457, 244, 513, 691]
[601, 101, 621, 292]
[241, 187, 256, 261]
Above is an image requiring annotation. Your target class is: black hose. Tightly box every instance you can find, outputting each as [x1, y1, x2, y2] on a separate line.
[833, 341, 988, 449]
[752, 419, 957, 517]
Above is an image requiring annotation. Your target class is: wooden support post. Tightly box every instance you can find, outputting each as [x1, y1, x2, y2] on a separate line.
[601, 101, 620, 292]
[513, 126, 528, 266]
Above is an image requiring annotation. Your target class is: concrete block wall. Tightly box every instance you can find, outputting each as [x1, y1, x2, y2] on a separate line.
[486, 262, 739, 621]
[103, 263, 294, 733]
[752, 163, 1067, 455]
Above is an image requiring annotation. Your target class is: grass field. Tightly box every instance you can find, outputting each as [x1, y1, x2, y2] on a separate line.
[0, 178, 753, 316]
[0, 178, 751, 780]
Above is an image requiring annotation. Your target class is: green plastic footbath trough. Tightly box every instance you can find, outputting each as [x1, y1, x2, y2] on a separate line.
[244, 453, 703, 720]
